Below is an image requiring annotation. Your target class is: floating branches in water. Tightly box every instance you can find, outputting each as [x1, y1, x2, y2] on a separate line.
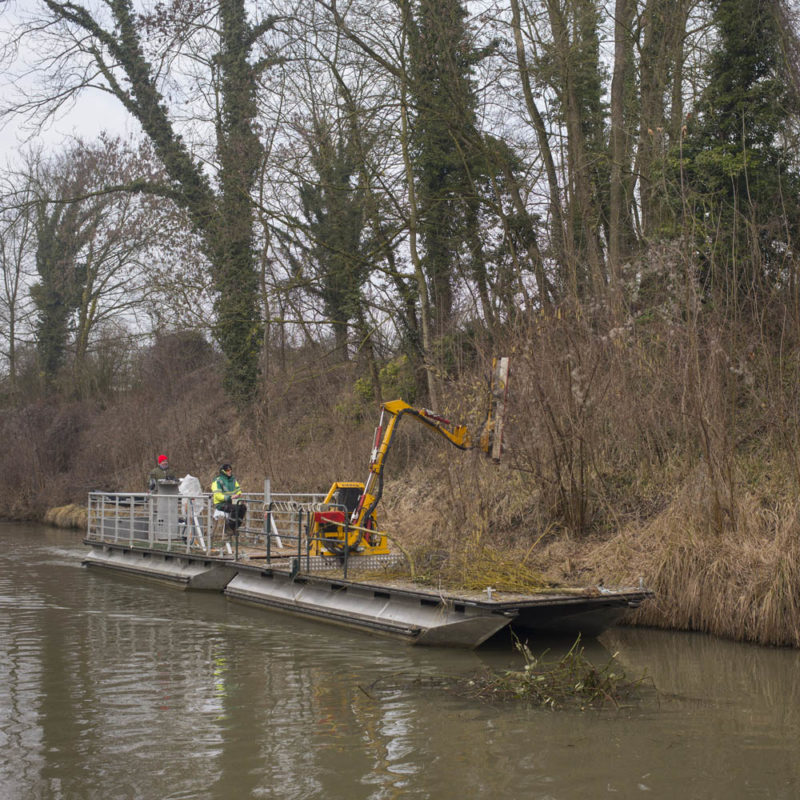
[462, 636, 646, 709]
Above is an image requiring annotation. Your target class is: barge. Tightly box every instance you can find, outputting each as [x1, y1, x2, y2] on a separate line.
[83, 482, 652, 648]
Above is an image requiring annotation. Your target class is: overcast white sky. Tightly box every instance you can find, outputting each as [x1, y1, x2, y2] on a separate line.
[0, 0, 137, 166]
[0, 85, 136, 166]
[3, 104, 129, 153]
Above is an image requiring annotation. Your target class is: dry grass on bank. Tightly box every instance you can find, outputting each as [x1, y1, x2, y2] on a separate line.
[44, 504, 88, 530]
[589, 469, 800, 647]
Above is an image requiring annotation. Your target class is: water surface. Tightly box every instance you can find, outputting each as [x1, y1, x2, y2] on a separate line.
[1, 522, 798, 799]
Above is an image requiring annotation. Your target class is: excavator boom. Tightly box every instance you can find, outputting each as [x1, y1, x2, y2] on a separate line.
[310, 359, 509, 558]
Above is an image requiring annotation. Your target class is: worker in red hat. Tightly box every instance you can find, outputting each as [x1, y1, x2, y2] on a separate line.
[148, 454, 177, 491]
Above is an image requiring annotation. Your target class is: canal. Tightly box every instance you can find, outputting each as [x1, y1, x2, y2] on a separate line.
[1, 522, 799, 799]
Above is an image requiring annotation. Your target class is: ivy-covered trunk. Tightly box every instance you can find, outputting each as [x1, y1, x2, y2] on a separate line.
[39, 0, 274, 406]
[213, 0, 265, 404]
[408, 0, 482, 340]
[32, 195, 94, 387]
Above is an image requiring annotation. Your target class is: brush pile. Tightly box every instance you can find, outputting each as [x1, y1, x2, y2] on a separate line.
[462, 636, 645, 709]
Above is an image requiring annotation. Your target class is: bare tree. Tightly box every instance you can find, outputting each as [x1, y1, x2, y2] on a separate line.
[25, 137, 179, 396]
[0, 171, 37, 395]
[5, 0, 287, 404]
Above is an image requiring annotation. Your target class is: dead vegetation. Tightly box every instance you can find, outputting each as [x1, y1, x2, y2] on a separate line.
[592, 474, 800, 647]
[44, 504, 88, 530]
[6, 281, 800, 647]
[459, 635, 646, 709]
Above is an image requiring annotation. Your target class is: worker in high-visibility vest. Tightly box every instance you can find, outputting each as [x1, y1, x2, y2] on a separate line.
[211, 463, 247, 530]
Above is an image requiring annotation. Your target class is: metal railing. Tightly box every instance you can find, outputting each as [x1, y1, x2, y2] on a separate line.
[87, 491, 222, 555]
[86, 485, 402, 578]
[86, 488, 328, 560]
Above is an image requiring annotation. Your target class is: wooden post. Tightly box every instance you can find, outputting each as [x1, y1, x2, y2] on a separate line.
[491, 357, 510, 463]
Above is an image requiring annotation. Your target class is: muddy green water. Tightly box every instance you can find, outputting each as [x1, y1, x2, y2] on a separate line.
[1, 522, 799, 799]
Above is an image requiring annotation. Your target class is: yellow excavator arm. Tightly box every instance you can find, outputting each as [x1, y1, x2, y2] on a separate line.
[309, 400, 476, 557]
[351, 399, 473, 530]
[310, 358, 509, 558]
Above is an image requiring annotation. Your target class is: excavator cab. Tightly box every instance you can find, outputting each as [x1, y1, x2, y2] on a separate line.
[331, 484, 363, 517]
[309, 481, 390, 557]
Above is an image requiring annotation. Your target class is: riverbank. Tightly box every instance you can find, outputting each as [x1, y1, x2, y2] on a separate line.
[43, 504, 87, 530]
[7, 311, 800, 648]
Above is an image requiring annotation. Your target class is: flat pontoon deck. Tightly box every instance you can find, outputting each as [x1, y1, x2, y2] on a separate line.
[84, 487, 652, 648]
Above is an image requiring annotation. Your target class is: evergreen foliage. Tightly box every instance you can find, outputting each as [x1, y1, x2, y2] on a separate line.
[31, 198, 90, 385]
[408, 0, 484, 336]
[676, 0, 800, 299]
[298, 117, 369, 358]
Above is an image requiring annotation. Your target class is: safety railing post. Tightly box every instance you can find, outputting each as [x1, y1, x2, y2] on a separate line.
[148, 496, 154, 548]
[343, 513, 349, 580]
[263, 479, 270, 564]
[113, 495, 119, 542]
[206, 497, 213, 556]
[184, 498, 191, 554]
[297, 507, 303, 567]
[305, 511, 312, 573]
[265, 502, 273, 563]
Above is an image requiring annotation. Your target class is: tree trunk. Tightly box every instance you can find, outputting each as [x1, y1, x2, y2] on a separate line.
[549, 0, 607, 299]
[638, 0, 691, 237]
[608, 0, 634, 310]
[400, 77, 440, 409]
[510, 0, 568, 295]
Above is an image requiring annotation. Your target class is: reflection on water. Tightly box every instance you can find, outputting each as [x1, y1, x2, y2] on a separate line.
[1, 522, 799, 799]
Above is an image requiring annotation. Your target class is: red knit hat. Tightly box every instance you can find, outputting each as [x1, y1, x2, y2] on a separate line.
[158, 455, 168, 465]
